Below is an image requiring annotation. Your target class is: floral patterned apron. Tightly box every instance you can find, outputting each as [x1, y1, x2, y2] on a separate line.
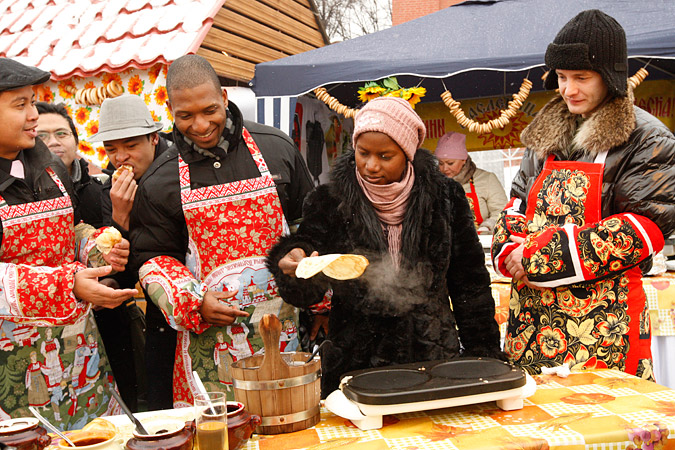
[0, 168, 118, 429]
[174, 128, 300, 406]
[465, 179, 484, 228]
[504, 154, 653, 378]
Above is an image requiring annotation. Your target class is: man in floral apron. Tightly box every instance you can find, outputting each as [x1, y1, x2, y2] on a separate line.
[0, 58, 138, 428]
[491, 10, 675, 379]
[131, 55, 314, 406]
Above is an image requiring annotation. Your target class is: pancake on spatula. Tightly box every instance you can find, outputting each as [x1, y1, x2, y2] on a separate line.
[296, 254, 369, 280]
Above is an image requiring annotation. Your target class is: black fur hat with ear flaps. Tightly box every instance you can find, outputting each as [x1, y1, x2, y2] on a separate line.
[544, 9, 628, 98]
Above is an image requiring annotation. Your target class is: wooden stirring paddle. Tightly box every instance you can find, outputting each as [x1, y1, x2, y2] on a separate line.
[258, 314, 292, 428]
[259, 314, 291, 381]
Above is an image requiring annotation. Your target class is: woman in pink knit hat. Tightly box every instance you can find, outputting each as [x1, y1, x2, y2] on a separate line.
[435, 132, 507, 234]
[268, 97, 503, 397]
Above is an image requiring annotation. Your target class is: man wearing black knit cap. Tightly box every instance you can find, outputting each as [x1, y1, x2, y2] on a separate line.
[491, 10, 675, 379]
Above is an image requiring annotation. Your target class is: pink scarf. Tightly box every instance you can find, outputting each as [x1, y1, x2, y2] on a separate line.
[355, 162, 415, 268]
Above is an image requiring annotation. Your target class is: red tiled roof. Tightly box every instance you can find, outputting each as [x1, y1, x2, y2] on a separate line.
[0, 0, 225, 80]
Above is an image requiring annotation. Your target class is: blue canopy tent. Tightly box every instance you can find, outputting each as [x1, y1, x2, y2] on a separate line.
[251, 0, 675, 135]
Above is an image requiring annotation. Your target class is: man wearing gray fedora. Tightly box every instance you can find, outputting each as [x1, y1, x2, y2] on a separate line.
[90, 95, 172, 233]
[88, 94, 173, 411]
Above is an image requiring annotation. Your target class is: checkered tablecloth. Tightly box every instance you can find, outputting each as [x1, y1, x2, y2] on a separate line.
[245, 369, 675, 450]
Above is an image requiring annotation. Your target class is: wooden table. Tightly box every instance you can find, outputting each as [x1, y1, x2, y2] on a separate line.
[244, 370, 675, 450]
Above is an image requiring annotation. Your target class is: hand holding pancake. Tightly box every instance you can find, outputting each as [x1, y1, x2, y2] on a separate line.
[278, 248, 319, 277]
[110, 166, 137, 231]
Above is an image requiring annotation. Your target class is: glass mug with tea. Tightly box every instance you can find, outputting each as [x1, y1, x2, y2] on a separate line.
[194, 392, 228, 450]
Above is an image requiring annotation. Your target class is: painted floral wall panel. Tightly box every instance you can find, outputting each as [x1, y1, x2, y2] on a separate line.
[34, 64, 172, 168]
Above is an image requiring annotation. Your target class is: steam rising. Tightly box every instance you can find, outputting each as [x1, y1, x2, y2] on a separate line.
[356, 253, 433, 316]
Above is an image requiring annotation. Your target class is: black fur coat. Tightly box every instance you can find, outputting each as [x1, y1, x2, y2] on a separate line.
[267, 149, 502, 395]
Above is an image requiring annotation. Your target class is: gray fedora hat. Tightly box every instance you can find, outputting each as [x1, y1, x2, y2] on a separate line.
[89, 94, 163, 142]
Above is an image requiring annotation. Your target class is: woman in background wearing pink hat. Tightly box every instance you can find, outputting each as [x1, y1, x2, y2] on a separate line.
[436, 132, 507, 234]
[267, 97, 503, 396]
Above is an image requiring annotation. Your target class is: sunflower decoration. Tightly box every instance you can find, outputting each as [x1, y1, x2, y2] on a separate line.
[357, 77, 426, 108]
[357, 83, 386, 102]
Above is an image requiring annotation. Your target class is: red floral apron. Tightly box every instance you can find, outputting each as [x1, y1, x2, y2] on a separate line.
[505, 154, 653, 378]
[0, 168, 118, 428]
[173, 128, 300, 406]
[465, 179, 484, 228]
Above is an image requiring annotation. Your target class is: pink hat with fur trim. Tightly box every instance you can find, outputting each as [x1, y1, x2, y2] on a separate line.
[435, 132, 468, 160]
[352, 97, 426, 161]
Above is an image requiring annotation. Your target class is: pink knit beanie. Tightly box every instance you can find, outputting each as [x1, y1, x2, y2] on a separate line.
[435, 132, 468, 160]
[352, 97, 426, 161]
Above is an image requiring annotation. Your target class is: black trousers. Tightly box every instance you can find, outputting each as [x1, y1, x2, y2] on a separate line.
[93, 299, 145, 411]
[144, 300, 177, 410]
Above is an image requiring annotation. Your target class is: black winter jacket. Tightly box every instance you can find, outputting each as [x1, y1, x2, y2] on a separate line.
[72, 158, 104, 228]
[0, 140, 80, 225]
[101, 134, 172, 236]
[267, 149, 502, 395]
[511, 93, 675, 237]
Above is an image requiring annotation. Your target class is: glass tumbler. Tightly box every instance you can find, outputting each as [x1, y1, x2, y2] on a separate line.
[194, 392, 228, 450]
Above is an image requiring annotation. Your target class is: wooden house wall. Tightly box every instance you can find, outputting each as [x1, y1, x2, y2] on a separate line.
[199, 0, 328, 84]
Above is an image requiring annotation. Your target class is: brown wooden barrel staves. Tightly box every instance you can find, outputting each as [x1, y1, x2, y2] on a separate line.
[230, 314, 321, 434]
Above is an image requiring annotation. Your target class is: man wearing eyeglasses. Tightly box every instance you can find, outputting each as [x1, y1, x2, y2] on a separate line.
[36, 102, 105, 228]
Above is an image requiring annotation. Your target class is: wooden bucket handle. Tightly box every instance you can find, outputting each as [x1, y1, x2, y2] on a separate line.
[259, 314, 289, 378]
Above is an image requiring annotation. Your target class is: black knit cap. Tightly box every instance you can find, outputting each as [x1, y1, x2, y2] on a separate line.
[0, 58, 51, 92]
[544, 9, 628, 97]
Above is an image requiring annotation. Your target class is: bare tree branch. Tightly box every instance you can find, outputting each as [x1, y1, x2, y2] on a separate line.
[314, 0, 392, 43]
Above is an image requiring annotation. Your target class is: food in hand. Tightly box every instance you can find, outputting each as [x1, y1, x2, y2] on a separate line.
[95, 227, 122, 255]
[112, 164, 134, 182]
[296, 254, 369, 280]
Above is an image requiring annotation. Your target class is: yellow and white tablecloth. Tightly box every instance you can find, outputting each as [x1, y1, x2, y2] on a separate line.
[643, 273, 675, 337]
[244, 370, 675, 450]
[45, 370, 675, 449]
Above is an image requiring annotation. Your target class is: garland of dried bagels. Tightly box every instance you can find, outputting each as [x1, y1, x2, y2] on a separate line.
[313, 87, 358, 118]
[313, 68, 649, 134]
[66, 81, 125, 106]
[441, 78, 532, 134]
[627, 67, 648, 91]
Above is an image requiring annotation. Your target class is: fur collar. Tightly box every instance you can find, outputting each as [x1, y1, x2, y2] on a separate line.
[521, 91, 636, 158]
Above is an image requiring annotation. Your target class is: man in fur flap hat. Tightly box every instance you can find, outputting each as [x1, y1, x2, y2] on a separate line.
[491, 9, 675, 380]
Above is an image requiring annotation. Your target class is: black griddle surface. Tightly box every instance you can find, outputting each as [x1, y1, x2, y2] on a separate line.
[341, 357, 526, 405]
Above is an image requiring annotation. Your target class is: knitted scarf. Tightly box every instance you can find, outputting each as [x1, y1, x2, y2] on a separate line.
[355, 162, 415, 268]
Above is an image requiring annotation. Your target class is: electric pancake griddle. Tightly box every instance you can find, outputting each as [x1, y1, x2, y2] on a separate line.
[326, 357, 536, 430]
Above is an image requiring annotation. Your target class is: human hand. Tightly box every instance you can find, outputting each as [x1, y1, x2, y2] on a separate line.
[309, 314, 329, 340]
[199, 289, 249, 327]
[73, 266, 138, 308]
[110, 169, 137, 231]
[94, 278, 121, 310]
[278, 248, 319, 277]
[505, 236, 538, 289]
[102, 238, 130, 272]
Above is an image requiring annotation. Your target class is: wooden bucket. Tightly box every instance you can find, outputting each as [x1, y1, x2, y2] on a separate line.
[230, 315, 321, 434]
